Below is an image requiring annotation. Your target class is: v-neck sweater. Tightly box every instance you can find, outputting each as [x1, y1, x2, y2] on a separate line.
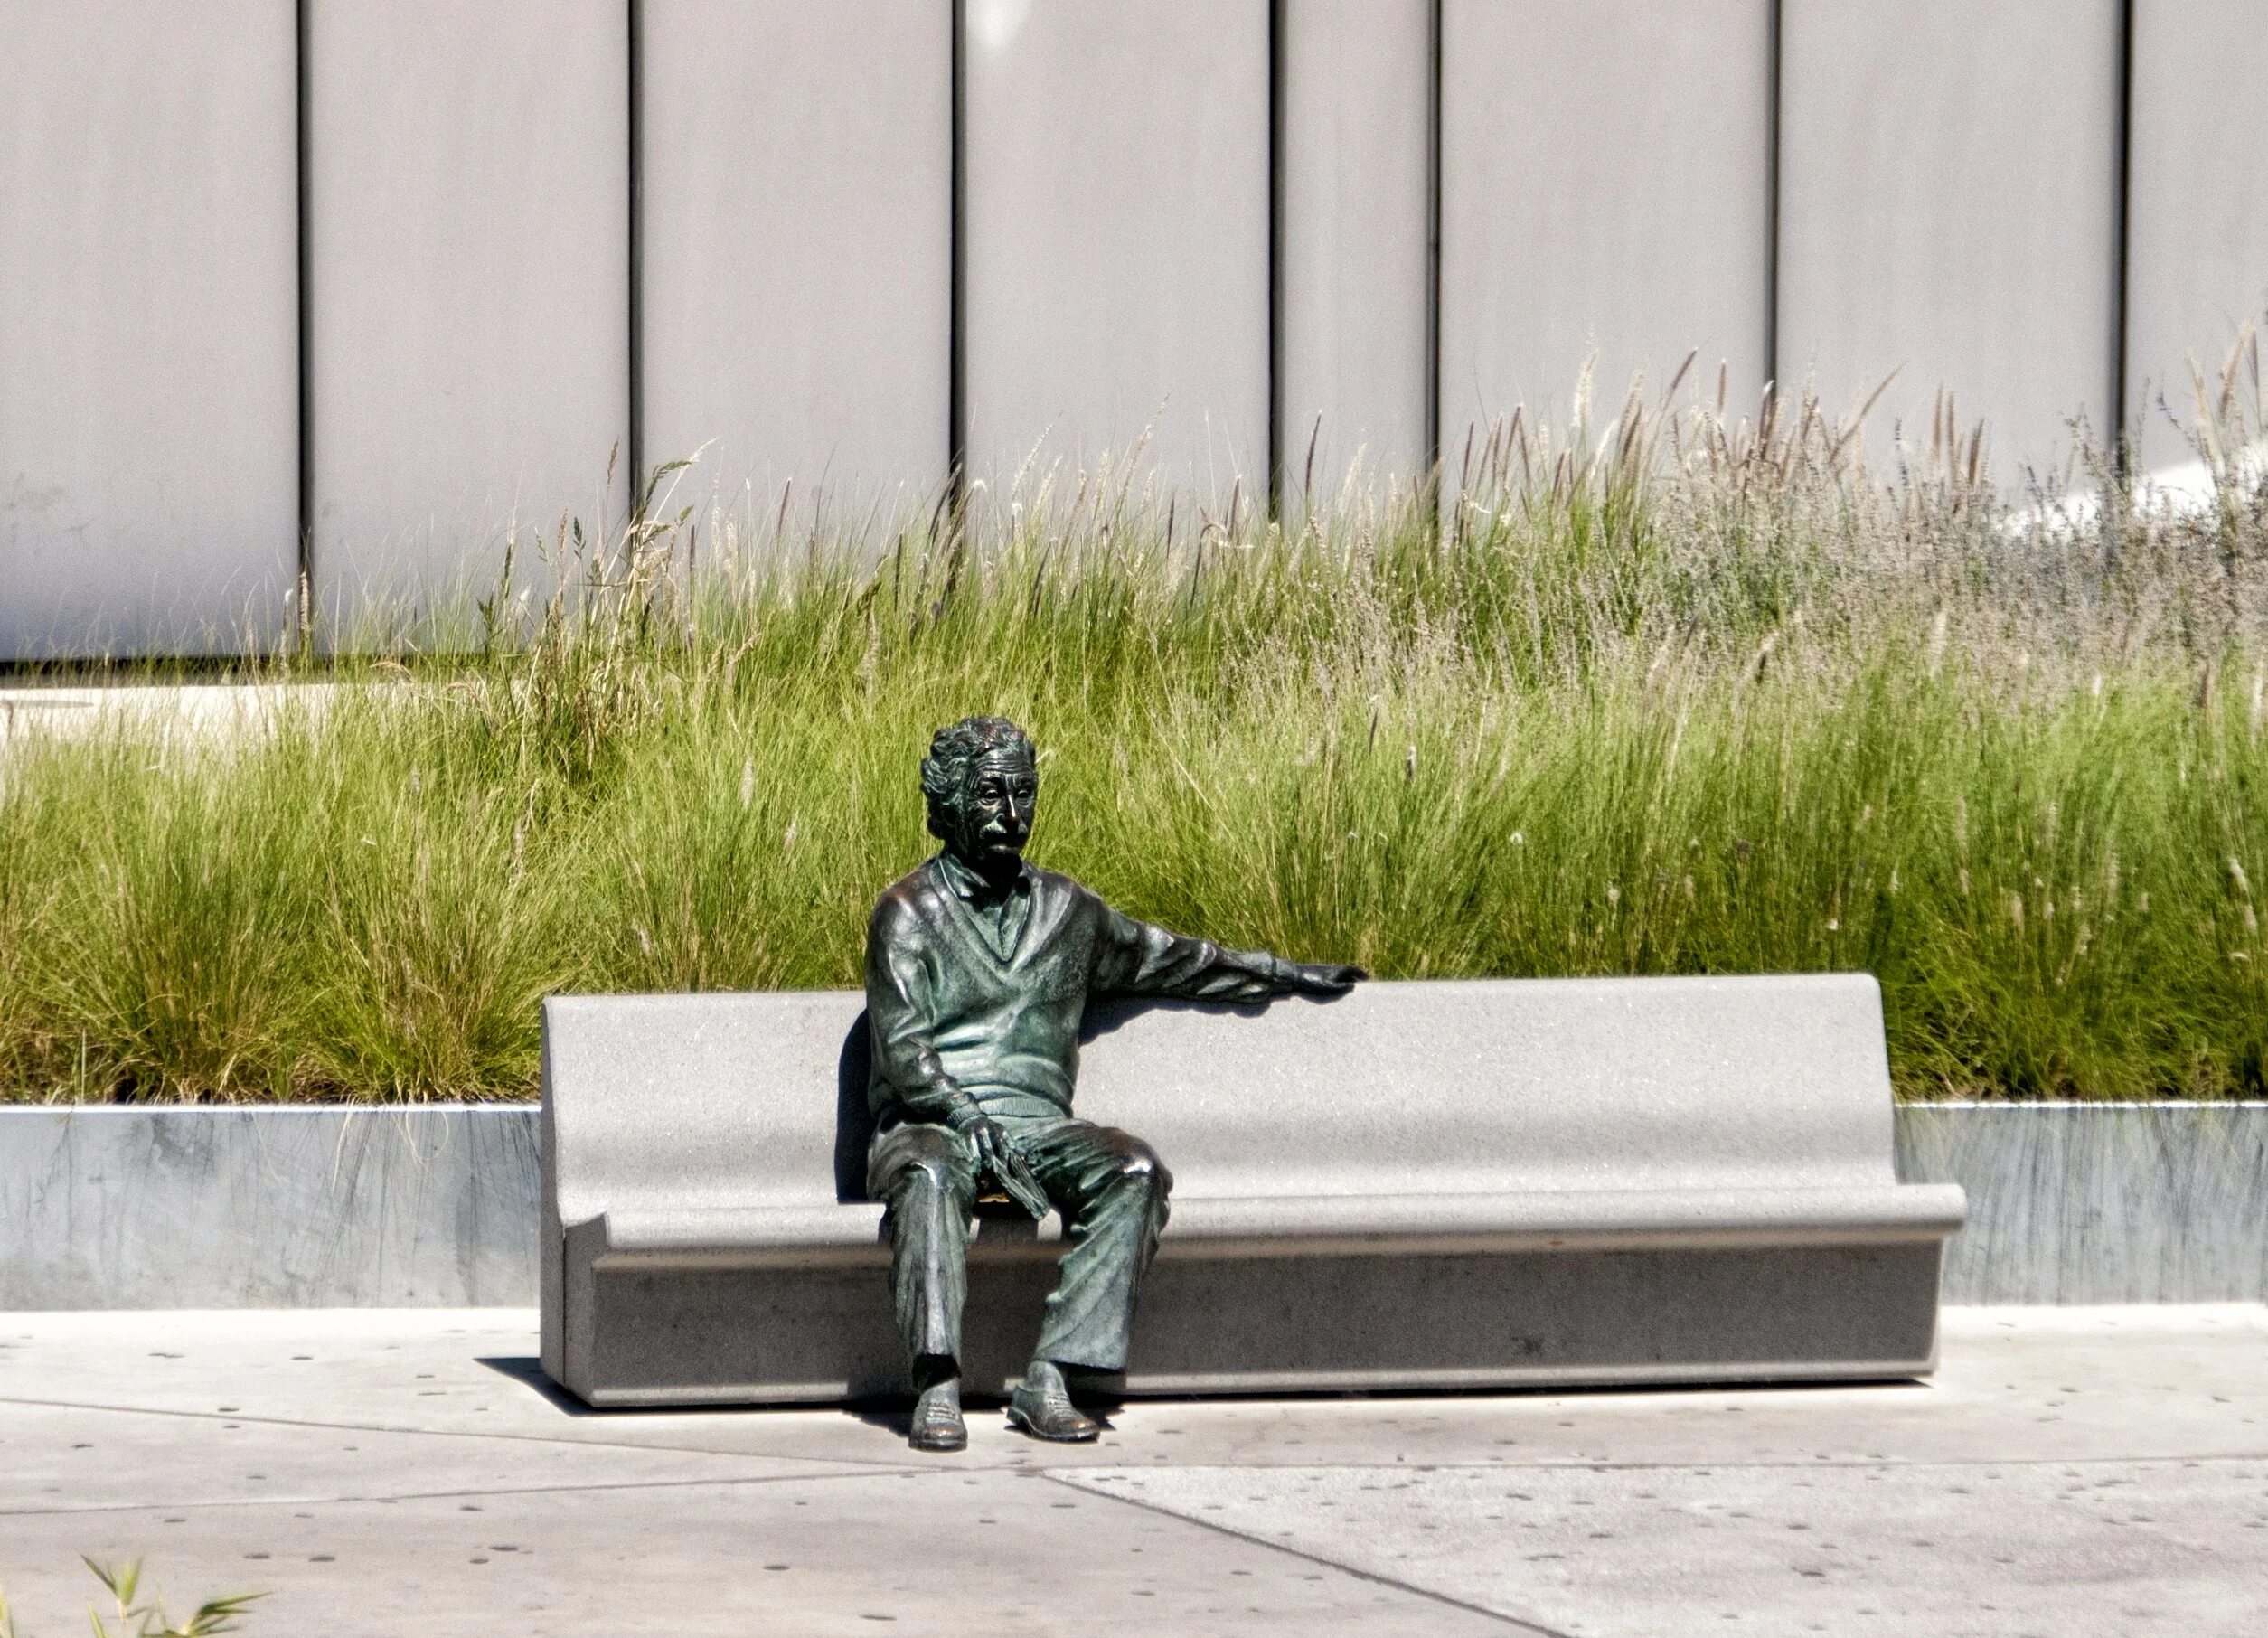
[865, 854, 1292, 1126]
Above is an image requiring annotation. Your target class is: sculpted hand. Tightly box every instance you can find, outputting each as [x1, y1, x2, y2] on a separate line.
[1284, 961, 1368, 996]
[965, 1115, 1050, 1219]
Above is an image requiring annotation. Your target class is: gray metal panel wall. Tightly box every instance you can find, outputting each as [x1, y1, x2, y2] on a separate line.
[1279, 0, 1435, 499]
[0, 1, 298, 659]
[1438, 0, 1772, 463]
[637, 2, 951, 530]
[1778, 1, 2123, 476]
[959, 0, 1270, 498]
[306, 0, 630, 622]
[2125, 0, 2268, 470]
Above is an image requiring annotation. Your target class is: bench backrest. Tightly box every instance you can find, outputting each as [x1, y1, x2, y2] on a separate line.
[542, 974, 1899, 1229]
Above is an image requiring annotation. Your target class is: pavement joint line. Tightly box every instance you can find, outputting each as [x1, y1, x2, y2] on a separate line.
[1040, 1450, 2268, 1473]
[1040, 1470, 1575, 1636]
[6, 1396, 2265, 1475]
[0, 1395, 917, 1473]
[0, 1390, 1330, 1476]
[0, 1464, 946, 1520]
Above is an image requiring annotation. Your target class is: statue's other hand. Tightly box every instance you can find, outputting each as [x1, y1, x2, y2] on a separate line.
[1286, 961, 1368, 995]
[965, 1115, 1013, 1177]
[967, 1116, 1050, 1219]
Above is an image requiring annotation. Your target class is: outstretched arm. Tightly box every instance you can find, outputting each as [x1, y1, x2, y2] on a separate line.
[1093, 902, 1365, 1001]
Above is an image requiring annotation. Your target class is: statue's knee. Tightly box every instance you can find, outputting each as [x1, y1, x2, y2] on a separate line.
[897, 1156, 974, 1210]
[1113, 1144, 1170, 1195]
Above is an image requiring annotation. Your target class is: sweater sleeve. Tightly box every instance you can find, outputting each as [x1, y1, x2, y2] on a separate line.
[1089, 898, 1293, 1002]
[864, 897, 985, 1131]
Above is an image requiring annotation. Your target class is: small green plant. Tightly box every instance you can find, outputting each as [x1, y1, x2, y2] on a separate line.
[0, 1560, 261, 1638]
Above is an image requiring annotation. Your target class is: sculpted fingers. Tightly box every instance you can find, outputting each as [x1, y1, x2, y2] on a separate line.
[969, 1118, 1008, 1171]
[972, 1120, 1049, 1219]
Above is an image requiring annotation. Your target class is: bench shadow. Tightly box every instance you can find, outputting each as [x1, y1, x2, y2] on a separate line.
[838, 1382, 1030, 1440]
[842, 1401, 913, 1437]
[475, 1351, 1912, 1427]
[474, 1354, 602, 1417]
[475, 1355, 994, 1423]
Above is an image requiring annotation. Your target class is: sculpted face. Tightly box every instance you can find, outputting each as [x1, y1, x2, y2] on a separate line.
[946, 745, 1039, 870]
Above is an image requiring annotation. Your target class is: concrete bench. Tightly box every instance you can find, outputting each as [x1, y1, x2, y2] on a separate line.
[540, 974, 1964, 1407]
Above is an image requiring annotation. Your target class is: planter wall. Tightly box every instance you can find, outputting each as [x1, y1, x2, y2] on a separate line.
[0, 1106, 537, 1309]
[1, 1102, 2261, 1310]
[1896, 1103, 2268, 1304]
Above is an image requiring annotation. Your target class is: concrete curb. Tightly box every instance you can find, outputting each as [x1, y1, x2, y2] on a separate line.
[1, 1102, 2261, 1310]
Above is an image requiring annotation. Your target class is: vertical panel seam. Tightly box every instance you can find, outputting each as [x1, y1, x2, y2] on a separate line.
[1765, 0, 1782, 398]
[295, 0, 313, 628]
[948, 0, 966, 500]
[626, 0, 644, 511]
[1425, 0, 1444, 471]
[1268, 0, 1285, 513]
[2113, 0, 2135, 471]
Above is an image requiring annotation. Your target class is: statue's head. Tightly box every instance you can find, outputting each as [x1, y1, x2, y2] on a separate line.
[921, 715, 1040, 871]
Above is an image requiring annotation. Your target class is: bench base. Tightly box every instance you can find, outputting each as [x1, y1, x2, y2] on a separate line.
[555, 1240, 1945, 1407]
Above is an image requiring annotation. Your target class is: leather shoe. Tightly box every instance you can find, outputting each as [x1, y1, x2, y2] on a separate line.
[909, 1377, 967, 1453]
[1007, 1361, 1100, 1443]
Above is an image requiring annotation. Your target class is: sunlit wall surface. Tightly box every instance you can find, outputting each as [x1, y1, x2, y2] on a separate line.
[3, 0, 2263, 655]
[0, 0, 298, 659]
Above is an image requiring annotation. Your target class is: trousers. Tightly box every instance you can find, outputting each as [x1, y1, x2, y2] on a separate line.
[866, 1114, 1173, 1373]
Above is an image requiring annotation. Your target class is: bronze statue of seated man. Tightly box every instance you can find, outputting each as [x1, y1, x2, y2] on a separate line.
[864, 715, 1365, 1451]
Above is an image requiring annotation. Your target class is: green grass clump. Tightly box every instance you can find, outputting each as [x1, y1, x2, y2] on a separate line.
[3, 354, 2266, 1103]
[0, 1558, 259, 1637]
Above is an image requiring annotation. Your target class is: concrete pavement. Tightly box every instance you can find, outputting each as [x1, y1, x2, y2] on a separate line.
[0, 1306, 2262, 1635]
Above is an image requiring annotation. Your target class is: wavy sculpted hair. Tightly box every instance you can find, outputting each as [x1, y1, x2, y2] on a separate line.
[920, 715, 1038, 843]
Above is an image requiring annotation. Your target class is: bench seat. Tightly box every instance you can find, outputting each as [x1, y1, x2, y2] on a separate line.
[590, 1183, 1965, 1266]
[541, 975, 1965, 1406]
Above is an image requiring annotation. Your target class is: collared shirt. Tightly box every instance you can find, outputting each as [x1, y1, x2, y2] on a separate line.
[865, 853, 1292, 1126]
[931, 848, 1034, 962]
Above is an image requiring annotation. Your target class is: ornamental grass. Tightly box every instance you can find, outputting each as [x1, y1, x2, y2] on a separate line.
[4, 344, 2265, 1103]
